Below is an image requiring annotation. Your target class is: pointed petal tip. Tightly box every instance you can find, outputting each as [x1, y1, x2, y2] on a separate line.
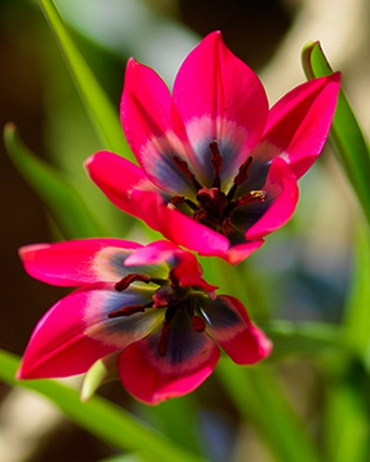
[15, 365, 24, 380]
[18, 243, 50, 261]
[84, 150, 111, 169]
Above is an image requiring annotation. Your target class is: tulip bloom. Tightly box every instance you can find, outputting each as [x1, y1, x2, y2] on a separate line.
[17, 239, 271, 404]
[86, 31, 340, 264]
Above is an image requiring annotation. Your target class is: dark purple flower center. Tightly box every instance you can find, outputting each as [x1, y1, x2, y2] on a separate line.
[109, 271, 208, 357]
[170, 141, 266, 240]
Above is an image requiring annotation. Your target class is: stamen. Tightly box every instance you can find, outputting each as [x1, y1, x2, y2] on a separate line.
[234, 156, 253, 185]
[169, 195, 199, 212]
[172, 156, 202, 191]
[108, 302, 151, 318]
[209, 141, 222, 188]
[236, 190, 266, 206]
[227, 156, 253, 201]
[193, 209, 207, 222]
[221, 217, 236, 237]
[115, 273, 151, 292]
[157, 322, 171, 357]
[169, 195, 185, 206]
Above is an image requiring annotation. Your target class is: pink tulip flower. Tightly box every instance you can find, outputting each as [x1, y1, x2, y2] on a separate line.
[86, 31, 340, 264]
[17, 239, 271, 404]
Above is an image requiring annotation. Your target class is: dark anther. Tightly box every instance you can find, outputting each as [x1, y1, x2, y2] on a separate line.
[234, 156, 253, 185]
[115, 273, 151, 292]
[224, 190, 266, 218]
[236, 190, 266, 206]
[192, 315, 206, 332]
[209, 141, 222, 188]
[169, 195, 199, 212]
[227, 156, 253, 202]
[157, 322, 172, 357]
[172, 156, 202, 191]
[169, 195, 185, 206]
[221, 217, 236, 237]
[108, 302, 150, 318]
[193, 209, 207, 222]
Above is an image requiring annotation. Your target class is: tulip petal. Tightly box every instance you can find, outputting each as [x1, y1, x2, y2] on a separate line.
[18, 284, 163, 379]
[221, 239, 265, 265]
[237, 157, 299, 241]
[258, 73, 341, 178]
[121, 59, 194, 196]
[117, 308, 220, 404]
[172, 31, 268, 184]
[19, 239, 144, 286]
[85, 151, 161, 217]
[202, 295, 272, 364]
[125, 240, 218, 292]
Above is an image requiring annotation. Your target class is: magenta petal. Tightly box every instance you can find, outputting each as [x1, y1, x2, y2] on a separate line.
[131, 189, 230, 255]
[118, 309, 220, 404]
[202, 295, 272, 364]
[85, 151, 158, 217]
[125, 240, 218, 292]
[19, 239, 143, 286]
[260, 73, 341, 178]
[172, 31, 268, 183]
[121, 59, 193, 196]
[218, 239, 264, 265]
[245, 157, 299, 241]
[18, 284, 163, 379]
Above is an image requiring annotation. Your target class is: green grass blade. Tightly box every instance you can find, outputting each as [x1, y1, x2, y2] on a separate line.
[301, 41, 370, 227]
[217, 361, 325, 462]
[0, 349, 208, 462]
[4, 123, 107, 239]
[323, 379, 369, 462]
[262, 320, 348, 360]
[343, 223, 370, 369]
[37, 0, 133, 159]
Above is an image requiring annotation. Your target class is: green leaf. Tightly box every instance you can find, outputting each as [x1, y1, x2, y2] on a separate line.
[343, 222, 370, 370]
[217, 360, 324, 462]
[323, 380, 369, 462]
[301, 41, 370, 227]
[261, 320, 349, 360]
[0, 349, 208, 462]
[98, 455, 146, 462]
[37, 0, 133, 160]
[4, 123, 107, 239]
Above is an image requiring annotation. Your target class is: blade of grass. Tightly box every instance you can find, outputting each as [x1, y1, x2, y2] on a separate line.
[4, 123, 107, 239]
[37, 0, 133, 159]
[217, 360, 325, 462]
[0, 349, 208, 462]
[343, 222, 370, 370]
[302, 41, 370, 227]
[323, 379, 369, 462]
[261, 320, 349, 360]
